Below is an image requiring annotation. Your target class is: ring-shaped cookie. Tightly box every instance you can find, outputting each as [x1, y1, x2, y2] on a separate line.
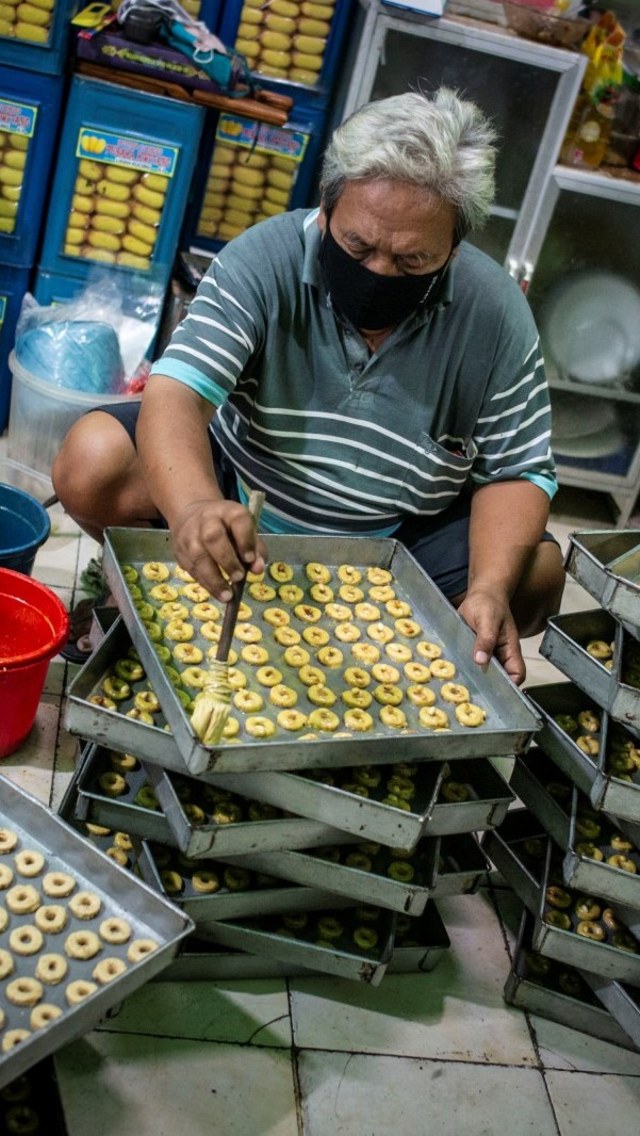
[234, 623, 263, 642]
[93, 957, 127, 983]
[66, 979, 98, 1004]
[274, 625, 301, 646]
[0, 863, 14, 889]
[341, 688, 373, 709]
[294, 603, 322, 623]
[277, 709, 308, 731]
[248, 581, 277, 601]
[35, 952, 68, 984]
[233, 689, 264, 712]
[270, 684, 298, 708]
[307, 708, 340, 731]
[0, 827, 18, 853]
[181, 582, 209, 603]
[269, 561, 294, 583]
[6, 977, 43, 1006]
[240, 644, 270, 665]
[305, 562, 331, 584]
[307, 683, 337, 707]
[192, 602, 220, 622]
[244, 716, 276, 738]
[256, 665, 283, 687]
[440, 682, 470, 705]
[407, 684, 436, 707]
[343, 666, 371, 688]
[9, 925, 44, 955]
[334, 622, 361, 643]
[302, 626, 329, 647]
[149, 583, 178, 603]
[283, 646, 310, 668]
[65, 930, 101, 960]
[385, 642, 412, 663]
[30, 1003, 63, 1030]
[455, 702, 486, 727]
[404, 661, 431, 683]
[6, 884, 40, 914]
[343, 708, 374, 732]
[142, 561, 170, 582]
[367, 622, 394, 644]
[68, 890, 102, 920]
[351, 642, 380, 664]
[278, 584, 304, 604]
[309, 583, 334, 603]
[366, 567, 392, 585]
[159, 601, 190, 622]
[418, 706, 449, 730]
[316, 646, 343, 668]
[429, 658, 456, 680]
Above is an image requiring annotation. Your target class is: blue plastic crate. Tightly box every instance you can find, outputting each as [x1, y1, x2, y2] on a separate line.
[0, 0, 75, 76]
[0, 264, 31, 433]
[182, 99, 328, 253]
[0, 68, 64, 268]
[217, 0, 355, 102]
[39, 76, 205, 287]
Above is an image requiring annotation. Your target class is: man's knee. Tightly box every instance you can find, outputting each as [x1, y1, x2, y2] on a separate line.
[52, 410, 136, 520]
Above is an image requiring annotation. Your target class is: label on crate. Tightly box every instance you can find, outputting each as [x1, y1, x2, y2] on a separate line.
[0, 101, 37, 138]
[76, 129, 178, 177]
[216, 115, 309, 163]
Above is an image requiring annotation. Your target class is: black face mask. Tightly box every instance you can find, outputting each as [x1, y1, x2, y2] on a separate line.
[318, 222, 450, 332]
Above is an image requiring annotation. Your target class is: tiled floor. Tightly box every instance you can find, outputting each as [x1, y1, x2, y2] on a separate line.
[2, 438, 640, 1135]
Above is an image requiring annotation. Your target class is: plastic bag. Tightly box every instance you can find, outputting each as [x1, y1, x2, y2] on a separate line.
[15, 273, 165, 395]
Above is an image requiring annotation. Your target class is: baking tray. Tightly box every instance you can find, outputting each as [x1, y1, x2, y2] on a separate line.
[582, 971, 640, 1051]
[533, 839, 640, 985]
[135, 839, 355, 924]
[484, 813, 640, 984]
[217, 838, 441, 917]
[190, 763, 443, 853]
[102, 528, 541, 775]
[192, 904, 396, 984]
[74, 744, 353, 856]
[0, 777, 194, 1090]
[540, 611, 640, 736]
[482, 809, 548, 914]
[504, 909, 638, 1051]
[201, 757, 513, 854]
[564, 530, 640, 636]
[525, 683, 640, 823]
[431, 834, 490, 898]
[0, 1055, 68, 1136]
[511, 747, 640, 907]
[157, 900, 451, 980]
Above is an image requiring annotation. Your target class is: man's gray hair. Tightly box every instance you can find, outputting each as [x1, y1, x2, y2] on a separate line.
[320, 88, 497, 237]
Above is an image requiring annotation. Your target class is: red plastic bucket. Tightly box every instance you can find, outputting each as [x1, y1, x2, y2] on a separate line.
[0, 567, 70, 758]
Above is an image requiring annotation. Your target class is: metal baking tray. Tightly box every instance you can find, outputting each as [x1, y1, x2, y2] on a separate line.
[135, 839, 355, 924]
[540, 612, 640, 736]
[218, 838, 441, 917]
[565, 531, 640, 636]
[74, 744, 353, 856]
[202, 757, 513, 854]
[510, 747, 574, 849]
[482, 809, 548, 914]
[102, 528, 541, 775]
[563, 787, 640, 910]
[485, 813, 640, 984]
[0, 1055, 69, 1136]
[0, 777, 193, 1091]
[192, 904, 396, 984]
[504, 910, 638, 1052]
[533, 839, 640, 985]
[582, 972, 640, 1051]
[431, 834, 490, 898]
[525, 683, 640, 823]
[157, 900, 450, 980]
[197, 764, 443, 853]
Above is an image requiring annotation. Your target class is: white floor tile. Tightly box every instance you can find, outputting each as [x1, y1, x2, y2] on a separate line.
[56, 1032, 299, 1136]
[290, 894, 537, 1066]
[297, 1050, 558, 1136]
[545, 1068, 640, 1136]
[100, 979, 292, 1047]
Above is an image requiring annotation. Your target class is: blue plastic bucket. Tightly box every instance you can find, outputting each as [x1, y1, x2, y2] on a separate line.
[0, 483, 51, 576]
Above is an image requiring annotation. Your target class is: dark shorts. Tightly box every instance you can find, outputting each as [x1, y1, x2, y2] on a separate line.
[102, 399, 558, 600]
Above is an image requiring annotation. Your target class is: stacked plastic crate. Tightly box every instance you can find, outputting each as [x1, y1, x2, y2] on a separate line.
[182, 0, 355, 254]
[484, 530, 640, 1052]
[57, 530, 544, 984]
[0, 1, 70, 431]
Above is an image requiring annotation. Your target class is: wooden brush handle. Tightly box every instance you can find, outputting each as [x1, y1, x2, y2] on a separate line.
[215, 490, 265, 664]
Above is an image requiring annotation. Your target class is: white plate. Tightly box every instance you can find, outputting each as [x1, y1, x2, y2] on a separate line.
[553, 423, 627, 458]
[551, 391, 617, 439]
[541, 270, 640, 384]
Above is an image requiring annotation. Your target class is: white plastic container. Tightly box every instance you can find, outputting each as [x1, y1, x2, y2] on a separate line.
[7, 351, 134, 476]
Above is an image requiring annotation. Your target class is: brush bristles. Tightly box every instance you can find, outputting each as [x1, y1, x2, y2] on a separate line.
[190, 663, 233, 745]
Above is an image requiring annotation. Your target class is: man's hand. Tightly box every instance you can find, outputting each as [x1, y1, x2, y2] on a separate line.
[172, 498, 267, 601]
[457, 585, 526, 686]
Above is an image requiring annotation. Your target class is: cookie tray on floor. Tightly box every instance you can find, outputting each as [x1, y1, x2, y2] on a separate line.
[504, 909, 638, 1052]
[157, 899, 451, 980]
[102, 529, 541, 776]
[0, 777, 193, 1091]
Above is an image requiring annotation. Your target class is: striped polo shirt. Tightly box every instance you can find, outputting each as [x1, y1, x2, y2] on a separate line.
[151, 208, 557, 536]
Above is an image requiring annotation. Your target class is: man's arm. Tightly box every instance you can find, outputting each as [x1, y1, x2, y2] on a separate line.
[456, 479, 550, 685]
[137, 373, 266, 599]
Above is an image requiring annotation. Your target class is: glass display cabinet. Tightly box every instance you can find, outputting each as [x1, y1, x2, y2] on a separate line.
[334, 1, 640, 524]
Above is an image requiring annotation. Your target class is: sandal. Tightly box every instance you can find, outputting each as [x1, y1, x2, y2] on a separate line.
[61, 592, 110, 664]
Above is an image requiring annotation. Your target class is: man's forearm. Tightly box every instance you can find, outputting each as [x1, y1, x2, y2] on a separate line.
[137, 373, 222, 528]
[467, 480, 550, 600]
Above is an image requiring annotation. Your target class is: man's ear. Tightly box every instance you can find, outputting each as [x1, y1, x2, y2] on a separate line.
[317, 202, 328, 236]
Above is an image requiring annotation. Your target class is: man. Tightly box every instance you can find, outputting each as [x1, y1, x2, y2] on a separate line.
[53, 88, 565, 684]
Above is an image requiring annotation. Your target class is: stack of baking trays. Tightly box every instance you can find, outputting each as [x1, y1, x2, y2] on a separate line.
[483, 530, 640, 1052]
[58, 528, 543, 986]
